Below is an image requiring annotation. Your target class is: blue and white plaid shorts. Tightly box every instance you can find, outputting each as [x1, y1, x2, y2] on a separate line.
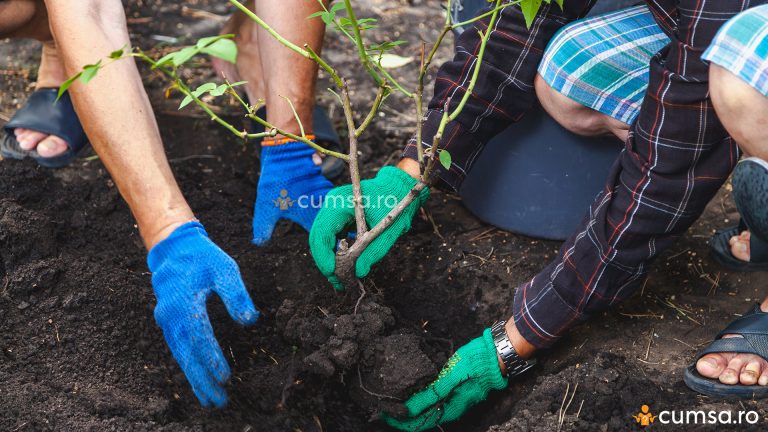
[539, 4, 768, 125]
[538, 5, 670, 125]
[704, 4, 768, 97]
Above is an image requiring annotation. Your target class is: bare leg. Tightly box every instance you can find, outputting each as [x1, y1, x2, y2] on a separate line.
[1, 0, 69, 158]
[534, 74, 630, 142]
[214, 0, 327, 137]
[43, 0, 194, 247]
[710, 64, 768, 262]
[695, 64, 768, 386]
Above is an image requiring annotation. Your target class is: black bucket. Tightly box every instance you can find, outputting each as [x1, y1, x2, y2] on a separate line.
[454, 0, 640, 240]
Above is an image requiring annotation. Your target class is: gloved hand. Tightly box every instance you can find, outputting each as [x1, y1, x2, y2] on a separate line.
[148, 221, 260, 407]
[309, 166, 429, 291]
[382, 328, 508, 431]
[252, 140, 333, 245]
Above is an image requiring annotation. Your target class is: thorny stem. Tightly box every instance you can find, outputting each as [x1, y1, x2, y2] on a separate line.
[340, 82, 368, 235]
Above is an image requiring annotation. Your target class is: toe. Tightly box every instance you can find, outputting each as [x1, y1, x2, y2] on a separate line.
[16, 130, 48, 151]
[730, 236, 751, 262]
[36, 135, 69, 158]
[696, 354, 726, 378]
[759, 368, 768, 386]
[720, 356, 746, 385]
[740, 357, 762, 385]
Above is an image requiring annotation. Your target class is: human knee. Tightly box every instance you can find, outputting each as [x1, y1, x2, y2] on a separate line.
[710, 64, 768, 159]
[705, 5, 768, 159]
[535, 74, 605, 137]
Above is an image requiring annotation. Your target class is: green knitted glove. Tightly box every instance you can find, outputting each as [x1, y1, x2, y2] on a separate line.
[382, 328, 508, 432]
[309, 166, 429, 291]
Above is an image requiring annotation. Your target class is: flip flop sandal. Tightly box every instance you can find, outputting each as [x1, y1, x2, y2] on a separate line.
[684, 303, 768, 399]
[1, 88, 90, 169]
[709, 220, 768, 272]
[250, 105, 345, 181]
[733, 157, 768, 242]
[710, 158, 768, 272]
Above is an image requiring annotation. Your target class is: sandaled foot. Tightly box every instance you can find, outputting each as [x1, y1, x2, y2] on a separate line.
[2, 41, 73, 162]
[729, 230, 752, 262]
[685, 303, 768, 398]
[696, 301, 768, 386]
[710, 158, 768, 271]
[14, 128, 70, 158]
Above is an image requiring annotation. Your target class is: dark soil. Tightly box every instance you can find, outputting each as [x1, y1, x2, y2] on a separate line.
[2, 1, 768, 431]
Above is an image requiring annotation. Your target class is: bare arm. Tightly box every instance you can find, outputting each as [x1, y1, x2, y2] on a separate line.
[43, 0, 193, 249]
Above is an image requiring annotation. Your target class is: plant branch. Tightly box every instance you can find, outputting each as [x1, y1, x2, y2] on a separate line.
[449, 0, 517, 29]
[249, 113, 348, 160]
[340, 82, 368, 235]
[343, 0, 383, 86]
[281, 95, 306, 138]
[355, 83, 388, 138]
[133, 51, 264, 141]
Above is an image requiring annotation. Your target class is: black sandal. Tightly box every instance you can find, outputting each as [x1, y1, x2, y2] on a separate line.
[709, 158, 768, 272]
[684, 303, 768, 399]
[1, 89, 90, 168]
[0, 88, 88, 168]
[710, 220, 768, 272]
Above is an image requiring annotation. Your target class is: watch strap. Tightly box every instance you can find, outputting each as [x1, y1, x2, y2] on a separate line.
[491, 321, 536, 377]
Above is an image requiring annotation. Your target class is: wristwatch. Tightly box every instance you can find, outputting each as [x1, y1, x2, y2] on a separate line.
[491, 321, 536, 377]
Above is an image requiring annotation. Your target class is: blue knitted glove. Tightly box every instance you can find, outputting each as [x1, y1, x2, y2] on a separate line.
[252, 140, 333, 245]
[148, 221, 260, 407]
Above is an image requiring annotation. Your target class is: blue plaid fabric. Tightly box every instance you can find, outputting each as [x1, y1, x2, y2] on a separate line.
[704, 4, 768, 97]
[538, 5, 670, 125]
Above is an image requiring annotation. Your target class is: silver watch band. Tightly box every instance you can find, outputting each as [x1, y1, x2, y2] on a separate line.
[491, 321, 536, 377]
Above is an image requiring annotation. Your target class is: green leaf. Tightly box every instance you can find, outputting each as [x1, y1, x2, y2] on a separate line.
[210, 84, 229, 97]
[57, 72, 82, 101]
[200, 38, 238, 64]
[171, 46, 199, 67]
[179, 94, 195, 109]
[307, 10, 326, 19]
[79, 60, 103, 84]
[179, 82, 218, 110]
[196, 34, 229, 49]
[330, 2, 346, 14]
[439, 150, 452, 170]
[109, 48, 124, 59]
[154, 51, 177, 68]
[519, 0, 542, 28]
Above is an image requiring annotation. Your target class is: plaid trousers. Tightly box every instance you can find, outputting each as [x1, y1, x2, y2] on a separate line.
[403, 0, 764, 349]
